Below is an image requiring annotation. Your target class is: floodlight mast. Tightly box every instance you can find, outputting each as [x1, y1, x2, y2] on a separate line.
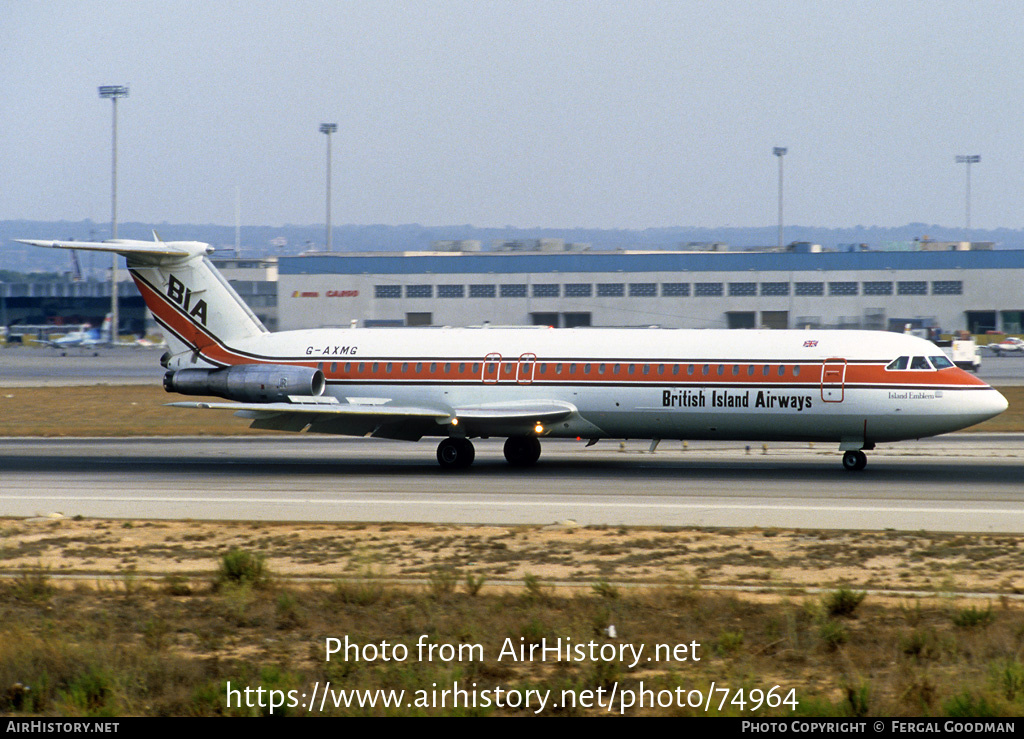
[98, 85, 129, 343]
[955, 155, 980, 235]
[320, 123, 338, 252]
[773, 147, 787, 249]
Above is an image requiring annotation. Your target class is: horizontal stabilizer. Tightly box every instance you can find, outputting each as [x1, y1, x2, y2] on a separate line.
[15, 238, 210, 260]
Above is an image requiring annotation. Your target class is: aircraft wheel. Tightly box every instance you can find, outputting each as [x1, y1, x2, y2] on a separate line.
[437, 437, 475, 469]
[842, 450, 867, 472]
[503, 436, 541, 467]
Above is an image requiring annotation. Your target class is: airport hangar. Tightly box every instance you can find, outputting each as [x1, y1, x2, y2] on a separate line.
[273, 242, 1024, 336]
[4, 240, 1022, 339]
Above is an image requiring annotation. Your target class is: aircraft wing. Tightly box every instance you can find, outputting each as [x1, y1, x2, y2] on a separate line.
[167, 397, 577, 441]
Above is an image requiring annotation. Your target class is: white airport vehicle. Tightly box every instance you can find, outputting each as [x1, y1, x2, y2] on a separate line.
[17, 236, 1009, 471]
[934, 336, 982, 372]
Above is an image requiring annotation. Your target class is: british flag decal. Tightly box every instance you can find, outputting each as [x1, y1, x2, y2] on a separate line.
[803, 340, 818, 347]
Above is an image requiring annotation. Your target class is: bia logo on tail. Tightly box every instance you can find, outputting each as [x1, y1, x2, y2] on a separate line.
[167, 274, 208, 326]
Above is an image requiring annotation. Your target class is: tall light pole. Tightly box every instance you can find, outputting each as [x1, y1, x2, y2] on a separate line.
[99, 85, 128, 342]
[320, 123, 338, 252]
[955, 154, 980, 236]
[773, 147, 787, 249]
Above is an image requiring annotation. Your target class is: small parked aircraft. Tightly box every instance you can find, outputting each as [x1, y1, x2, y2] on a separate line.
[988, 337, 1024, 356]
[40, 314, 111, 355]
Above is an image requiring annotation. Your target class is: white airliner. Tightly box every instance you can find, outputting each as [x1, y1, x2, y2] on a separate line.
[18, 236, 1009, 471]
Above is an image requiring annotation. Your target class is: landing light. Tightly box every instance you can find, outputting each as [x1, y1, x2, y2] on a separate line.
[534, 423, 544, 434]
[451, 417, 459, 426]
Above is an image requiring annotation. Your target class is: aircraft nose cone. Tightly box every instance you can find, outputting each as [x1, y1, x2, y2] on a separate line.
[989, 387, 1010, 417]
[974, 386, 1009, 422]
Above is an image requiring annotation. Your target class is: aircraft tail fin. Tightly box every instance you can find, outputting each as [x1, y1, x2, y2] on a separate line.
[15, 236, 268, 362]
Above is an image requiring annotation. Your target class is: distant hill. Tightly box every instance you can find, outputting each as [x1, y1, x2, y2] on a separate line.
[2, 218, 1018, 274]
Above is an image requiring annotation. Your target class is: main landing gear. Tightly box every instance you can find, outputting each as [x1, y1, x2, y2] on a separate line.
[436, 437, 475, 469]
[435, 435, 543, 469]
[503, 436, 541, 467]
[842, 450, 868, 472]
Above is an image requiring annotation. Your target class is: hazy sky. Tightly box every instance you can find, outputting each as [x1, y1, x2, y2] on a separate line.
[3, 1, 1021, 231]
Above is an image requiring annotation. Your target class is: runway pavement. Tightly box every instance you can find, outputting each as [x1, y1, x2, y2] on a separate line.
[1, 435, 1022, 532]
[0, 346, 162, 386]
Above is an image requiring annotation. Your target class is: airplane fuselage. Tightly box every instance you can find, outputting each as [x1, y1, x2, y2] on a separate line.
[165, 326, 1005, 447]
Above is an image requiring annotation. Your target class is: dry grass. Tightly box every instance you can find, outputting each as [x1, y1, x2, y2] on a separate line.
[5, 518, 1024, 595]
[2, 556, 1024, 716]
[3, 518, 1024, 716]
[0, 385, 273, 436]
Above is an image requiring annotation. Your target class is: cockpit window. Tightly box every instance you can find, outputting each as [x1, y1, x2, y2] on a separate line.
[910, 356, 932, 370]
[930, 355, 954, 369]
[886, 356, 909, 370]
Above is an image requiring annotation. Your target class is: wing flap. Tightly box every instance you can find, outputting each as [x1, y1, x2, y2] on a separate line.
[167, 399, 450, 419]
[452, 400, 575, 422]
[167, 398, 580, 439]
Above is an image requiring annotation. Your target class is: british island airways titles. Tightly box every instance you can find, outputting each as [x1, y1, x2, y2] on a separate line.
[663, 389, 814, 412]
